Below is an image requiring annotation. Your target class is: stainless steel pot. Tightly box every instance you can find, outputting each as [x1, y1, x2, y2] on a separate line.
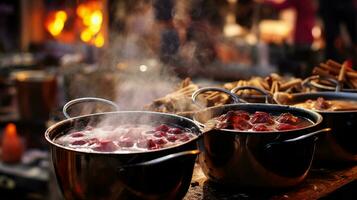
[192, 87, 329, 188]
[45, 98, 201, 200]
[274, 91, 357, 162]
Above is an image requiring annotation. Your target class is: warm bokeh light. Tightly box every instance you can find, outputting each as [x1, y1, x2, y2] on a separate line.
[77, 1, 105, 47]
[94, 33, 105, 47]
[46, 10, 67, 37]
[5, 123, 17, 136]
[80, 29, 92, 42]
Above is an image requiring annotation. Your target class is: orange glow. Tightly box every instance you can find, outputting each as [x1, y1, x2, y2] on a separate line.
[5, 123, 17, 137]
[94, 33, 105, 47]
[46, 10, 67, 37]
[77, 2, 105, 47]
[80, 29, 92, 42]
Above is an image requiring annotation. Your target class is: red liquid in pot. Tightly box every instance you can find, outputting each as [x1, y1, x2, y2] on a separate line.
[212, 110, 313, 132]
[54, 124, 196, 152]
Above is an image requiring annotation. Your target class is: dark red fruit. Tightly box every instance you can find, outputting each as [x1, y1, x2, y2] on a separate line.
[277, 113, 299, 124]
[147, 139, 159, 150]
[155, 124, 169, 132]
[93, 140, 118, 152]
[154, 131, 167, 138]
[153, 138, 167, 145]
[179, 135, 190, 142]
[252, 124, 270, 131]
[315, 97, 330, 110]
[118, 138, 134, 147]
[71, 140, 87, 145]
[276, 123, 298, 131]
[71, 132, 84, 138]
[232, 118, 252, 130]
[251, 112, 274, 124]
[167, 135, 178, 142]
[168, 128, 182, 134]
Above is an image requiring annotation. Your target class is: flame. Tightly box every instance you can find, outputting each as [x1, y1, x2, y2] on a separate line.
[46, 10, 67, 37]
[77, 1, 105, 47]
[5, 123, 17, 137]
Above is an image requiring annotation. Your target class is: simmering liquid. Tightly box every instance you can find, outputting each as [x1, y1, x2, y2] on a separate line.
[54, 124, 196, 153]
[293, 97, 357, 111]
[210, 110, 313, 132]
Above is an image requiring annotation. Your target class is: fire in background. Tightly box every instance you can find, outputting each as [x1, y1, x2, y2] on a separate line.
[45, 0, 105, 48]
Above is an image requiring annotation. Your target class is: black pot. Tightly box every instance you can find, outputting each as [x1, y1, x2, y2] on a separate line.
[192, 87, 329, 188]
[275, 91, 357, 162]
[45, 99, 201, 200]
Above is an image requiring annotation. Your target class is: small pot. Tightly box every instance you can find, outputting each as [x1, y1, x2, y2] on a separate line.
[192, 87, 329, 188]
[45, 98, 201, 200]
[274, 91, 357, 162]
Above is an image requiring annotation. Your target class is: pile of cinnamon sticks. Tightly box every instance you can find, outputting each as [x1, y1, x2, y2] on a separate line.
[312, 60, 357, 88]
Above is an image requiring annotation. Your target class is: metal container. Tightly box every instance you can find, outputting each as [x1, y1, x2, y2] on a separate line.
[45, 98, 201, 200]
[275, 91, 357, 162]
[192, 87, 329, 188]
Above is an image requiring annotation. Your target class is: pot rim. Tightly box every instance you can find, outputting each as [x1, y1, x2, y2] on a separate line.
[45, 111, 202, 155]
[193, 103, 323, 135]
[283, 91, 357, 114]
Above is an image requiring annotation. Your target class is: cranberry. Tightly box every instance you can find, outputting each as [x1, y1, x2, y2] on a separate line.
[277, 113, 299, 124]
[233, 111, 250, 120]
[179, 134, 190, 142]
[252, 124, 270, 131]
[168, 128, 182, 134]
[167, 135, 178, 142]
[118, 138, 134, 147]
[71, 140, 87, 146]
[71, 132, 84, 138]
[154, 131, 167, 138]
[93, 140, 118, 152]
[232, 118, 252, 130]
[155, 124, 169, 132]
[147, 139, 159, 150]
[315, 97, 330, 110]
[251, 112, 274, 124]
[153, 138, 167, 145]
[276, 123, 298, 131]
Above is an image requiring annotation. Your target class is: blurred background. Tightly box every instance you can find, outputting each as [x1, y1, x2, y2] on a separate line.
[0, 0, 356, 199]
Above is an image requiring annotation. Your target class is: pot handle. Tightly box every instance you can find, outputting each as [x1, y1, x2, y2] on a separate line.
[302, 75, 342, 92]
[63, 97, 119, 119]
[230, 86, 278, 104]
[118, 149, 200, 170]
[266, 128, 331, 148]
[192, 87, 246, 107]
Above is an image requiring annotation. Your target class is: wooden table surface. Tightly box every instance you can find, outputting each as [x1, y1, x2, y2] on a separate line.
[184, 164, 357, 200]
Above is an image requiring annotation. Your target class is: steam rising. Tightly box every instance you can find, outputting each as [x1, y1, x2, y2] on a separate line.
[65, 0, 220, 131]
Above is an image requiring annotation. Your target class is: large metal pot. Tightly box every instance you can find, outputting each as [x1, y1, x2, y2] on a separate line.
[45, 98, 201, 200]
[192, 87, 329, 188]
[274, 91, 357, 162]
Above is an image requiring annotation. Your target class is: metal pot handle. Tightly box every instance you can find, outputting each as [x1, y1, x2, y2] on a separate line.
[302, 75, 342, 92]
[63, 97, 119, 119]
[230, 86, 278, 104]
[118, 149, 200, 170]
[192, 87, 246, 107]
[265, 128, 331, 148]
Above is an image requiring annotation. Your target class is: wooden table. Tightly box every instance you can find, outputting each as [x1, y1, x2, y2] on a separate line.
[184, 164, 357, 200]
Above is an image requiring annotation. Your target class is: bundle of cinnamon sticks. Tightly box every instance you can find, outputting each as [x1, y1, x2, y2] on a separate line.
[312, 59, 357, 89]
